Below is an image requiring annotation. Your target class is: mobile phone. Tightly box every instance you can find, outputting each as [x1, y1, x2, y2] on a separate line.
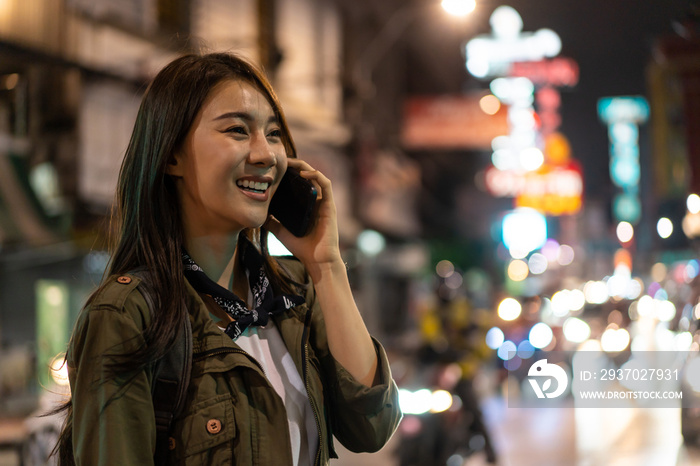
[269, 168, 318, 237]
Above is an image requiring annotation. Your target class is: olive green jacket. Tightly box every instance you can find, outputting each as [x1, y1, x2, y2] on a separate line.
[67, 258, 402, 465]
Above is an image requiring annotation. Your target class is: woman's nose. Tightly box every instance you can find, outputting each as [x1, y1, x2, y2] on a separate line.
[248, 135, 277, 166]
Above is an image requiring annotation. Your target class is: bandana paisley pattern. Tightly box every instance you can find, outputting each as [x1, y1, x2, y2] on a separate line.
[182, 237, 304, 340]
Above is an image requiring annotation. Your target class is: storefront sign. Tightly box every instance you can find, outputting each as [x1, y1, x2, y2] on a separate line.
[509, 58, 579, 87]
[401, 94, 508, 150]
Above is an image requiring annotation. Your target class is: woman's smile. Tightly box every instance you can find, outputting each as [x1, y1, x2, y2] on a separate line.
[236, 175, 274, 200]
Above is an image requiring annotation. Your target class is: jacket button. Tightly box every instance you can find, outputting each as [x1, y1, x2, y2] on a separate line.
[168, 437, 176, 450]
[206, 419, 222, 434]
[117, 276, 132, 284]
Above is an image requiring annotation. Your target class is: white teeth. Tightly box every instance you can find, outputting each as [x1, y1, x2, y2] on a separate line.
[237, 180, 269, 192]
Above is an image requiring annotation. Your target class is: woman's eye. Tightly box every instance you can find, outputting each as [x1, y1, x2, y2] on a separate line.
[267, 129, 282, 139]
[225, 126, 247, 135]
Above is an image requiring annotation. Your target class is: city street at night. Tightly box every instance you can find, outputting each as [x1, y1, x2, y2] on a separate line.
[333, 399, 700, 466]
[1, 0, 700, 465]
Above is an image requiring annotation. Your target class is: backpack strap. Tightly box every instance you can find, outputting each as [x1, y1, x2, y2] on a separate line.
[130, 270, 193, 465]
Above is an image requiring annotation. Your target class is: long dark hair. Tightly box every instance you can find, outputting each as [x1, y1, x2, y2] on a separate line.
[55, 52, 298, 464]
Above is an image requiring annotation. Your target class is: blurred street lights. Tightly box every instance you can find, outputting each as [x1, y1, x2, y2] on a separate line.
[441, 0, 476, 17]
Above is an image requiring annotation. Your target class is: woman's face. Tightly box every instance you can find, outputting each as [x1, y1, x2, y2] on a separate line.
[169, 79, 288, 239]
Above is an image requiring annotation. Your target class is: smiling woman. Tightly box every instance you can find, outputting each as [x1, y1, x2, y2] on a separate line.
[168, 79, 289, 248]
[54, 52, 402, 466]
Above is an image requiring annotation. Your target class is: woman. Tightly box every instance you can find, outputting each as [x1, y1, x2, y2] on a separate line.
[59, 52, 401, 465]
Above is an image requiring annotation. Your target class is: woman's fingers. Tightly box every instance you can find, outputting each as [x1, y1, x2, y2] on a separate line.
[287, 159, 333, 203]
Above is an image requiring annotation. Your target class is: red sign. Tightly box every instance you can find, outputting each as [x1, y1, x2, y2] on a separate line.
[401, 95, 509, 150]
[509, 57, 579, 87]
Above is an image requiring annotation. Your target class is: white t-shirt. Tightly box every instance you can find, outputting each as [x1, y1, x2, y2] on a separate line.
[234, 321, 319, 466]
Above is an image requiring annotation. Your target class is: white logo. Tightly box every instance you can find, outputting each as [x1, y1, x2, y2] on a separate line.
[283, 296, 294, 309]
[527, 359, 568, 399]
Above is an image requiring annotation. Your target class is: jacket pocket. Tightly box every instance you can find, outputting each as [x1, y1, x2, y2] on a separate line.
[170, 394, 236, 464]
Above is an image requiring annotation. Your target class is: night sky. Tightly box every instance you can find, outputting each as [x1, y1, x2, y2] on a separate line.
[483, 0, 695, 200]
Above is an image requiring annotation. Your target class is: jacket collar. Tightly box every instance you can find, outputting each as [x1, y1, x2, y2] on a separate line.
[183, 277, 309, 354]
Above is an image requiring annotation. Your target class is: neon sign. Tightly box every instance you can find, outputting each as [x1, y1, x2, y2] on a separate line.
[465, 6, 561, 79]
[598, 96, 649, 224]
[468, 6, 583, 216]
[484, 163, 583, 216]
[483, 132, 583, 216]
[509, 58, 579, 87]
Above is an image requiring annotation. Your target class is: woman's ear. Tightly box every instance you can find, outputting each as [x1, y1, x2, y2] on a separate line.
[166, 151, 185, 177]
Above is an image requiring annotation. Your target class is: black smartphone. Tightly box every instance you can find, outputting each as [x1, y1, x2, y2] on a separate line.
[269, 168, 318, 237]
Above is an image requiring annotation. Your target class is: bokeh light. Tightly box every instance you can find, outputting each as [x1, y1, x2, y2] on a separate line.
[650, 262, 667, 283]
[436, 260, 455, 278]
[569, 289, 586, 311]
[507, 259, 529, 281]
[686, 260, 700, 283]
[551, 290, 571, 317]
[517, 340, 535, 358]
[441, 0, 476, 17]
[616, 221, 634, 243]
[508, 247, 529, 260]
[601, 327, 630, 352]
[584, 281, 608, 304]
[520, 147, 544, 171]
[626, 278, 643, 300]
[485, 327, 505, 349]
[541, 239, 560, 262]
[445, 272, 463, 289]
[357, 229, 386, 256]
[688, 193, 700, 214]
[637, 295, 654, 317]
[557, 244, 575, 266]
[529, 323, 553, 349]
[479, 94, 501, 115]
[498, 297, 522, 321]
[502, 208, 548, 256]
[653, 288, 668, 301]
[528, 253, 548, 274]
[647, 282, 662, 298]
[563, 317, 590, 343]
[676, 332, 693, 351]
[655, 300, 676, 322]
[656, 217, 673, 239]
[50, 354, 69, 386]
[497, 340, 517, 360]
[613, 248, 632, 270]
[430, 390, 454, 413]
[399, 389, 433, 415]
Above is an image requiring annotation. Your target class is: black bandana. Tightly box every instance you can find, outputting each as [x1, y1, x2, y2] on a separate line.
[182, 237, 304, 340]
